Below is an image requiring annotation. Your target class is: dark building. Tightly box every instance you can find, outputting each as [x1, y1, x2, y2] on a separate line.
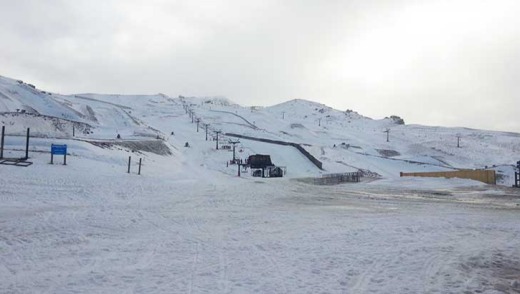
[248, 154, 273, 169]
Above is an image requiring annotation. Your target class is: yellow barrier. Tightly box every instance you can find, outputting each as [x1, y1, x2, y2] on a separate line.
[400, 170, 496, 185]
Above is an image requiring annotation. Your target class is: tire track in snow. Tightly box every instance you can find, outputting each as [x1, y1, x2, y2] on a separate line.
[350, 251, 404, 293]
[187, 242, 200, 294]
[254, 244, 289, 293]
[421, 250, 451, 292]
[218, 244, 230, 293]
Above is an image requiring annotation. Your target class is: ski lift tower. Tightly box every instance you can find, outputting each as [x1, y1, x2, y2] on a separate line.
[204, 124, 210, 140]
[215, 130, 222, 150]
[229, 139, 240, 163]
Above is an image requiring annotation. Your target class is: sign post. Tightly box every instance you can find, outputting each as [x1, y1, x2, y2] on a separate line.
[50, 144, 67, 165]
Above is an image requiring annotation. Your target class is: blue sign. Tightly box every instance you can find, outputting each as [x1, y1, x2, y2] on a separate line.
[51, 144, 67, 155]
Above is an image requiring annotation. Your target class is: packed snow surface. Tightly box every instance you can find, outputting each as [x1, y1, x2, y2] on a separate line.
[1, 75, 520, 293]
[2, 152, 520, 293]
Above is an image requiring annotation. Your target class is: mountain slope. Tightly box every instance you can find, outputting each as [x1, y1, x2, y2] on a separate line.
[1, 74, 518, 185]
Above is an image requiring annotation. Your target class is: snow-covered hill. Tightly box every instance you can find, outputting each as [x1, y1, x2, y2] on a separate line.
[1, 74, 519, 184]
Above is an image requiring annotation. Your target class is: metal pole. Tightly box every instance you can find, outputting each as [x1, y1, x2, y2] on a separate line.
[196, 119, 200, 132]
[51, 153, 54, 164]
[72, 125, 75, 137]
[238, 164, 241, 177]
[205, 125, 209, 141]
[128, 156, 131, 173]
[138, 158, 142, 175]
[0, 125, 4, 159]
[24, 128, 30, 160]
[215, 131, 221, 150]
[229, 140, 240, 163]
[64, 153, 67, 165]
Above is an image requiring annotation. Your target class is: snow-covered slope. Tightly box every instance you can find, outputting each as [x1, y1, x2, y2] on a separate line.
[1, 74, 519, 184]
[175, 97, 519, 184]
[0, 76, 86, 121]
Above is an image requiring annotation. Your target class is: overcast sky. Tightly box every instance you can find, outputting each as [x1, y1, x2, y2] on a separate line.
[1, 0, 519, 132]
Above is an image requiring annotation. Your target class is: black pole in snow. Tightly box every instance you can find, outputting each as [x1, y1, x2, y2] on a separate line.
[24, 128, 30, 160]
[138, 158, 142, 175]
[0, 125, 4, 159]
[204, 124, 210, 141]
[215, 131, 221, 150]
[128, 156, 131, 173]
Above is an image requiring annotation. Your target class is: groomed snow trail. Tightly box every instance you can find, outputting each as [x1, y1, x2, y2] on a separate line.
[1, 157, 520, 293]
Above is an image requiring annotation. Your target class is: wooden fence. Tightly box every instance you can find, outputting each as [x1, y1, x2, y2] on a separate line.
[400, 170, 496, 185]
[299, 172, 361, 185]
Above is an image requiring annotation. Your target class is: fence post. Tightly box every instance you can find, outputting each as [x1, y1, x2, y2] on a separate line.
[0, 125, 4, 159]
[138, 158, 142, 175]
[24, 128, 30, 160]
[128, 156, 131, 173]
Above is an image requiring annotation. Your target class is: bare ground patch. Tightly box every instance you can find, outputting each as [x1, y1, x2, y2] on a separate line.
[87, 140, 172, 156]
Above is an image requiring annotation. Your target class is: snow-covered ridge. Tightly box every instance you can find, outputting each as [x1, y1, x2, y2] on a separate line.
[1, 74, 519, 185]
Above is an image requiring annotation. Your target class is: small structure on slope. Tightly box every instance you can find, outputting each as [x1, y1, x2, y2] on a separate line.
[247, 154, 284, 178]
